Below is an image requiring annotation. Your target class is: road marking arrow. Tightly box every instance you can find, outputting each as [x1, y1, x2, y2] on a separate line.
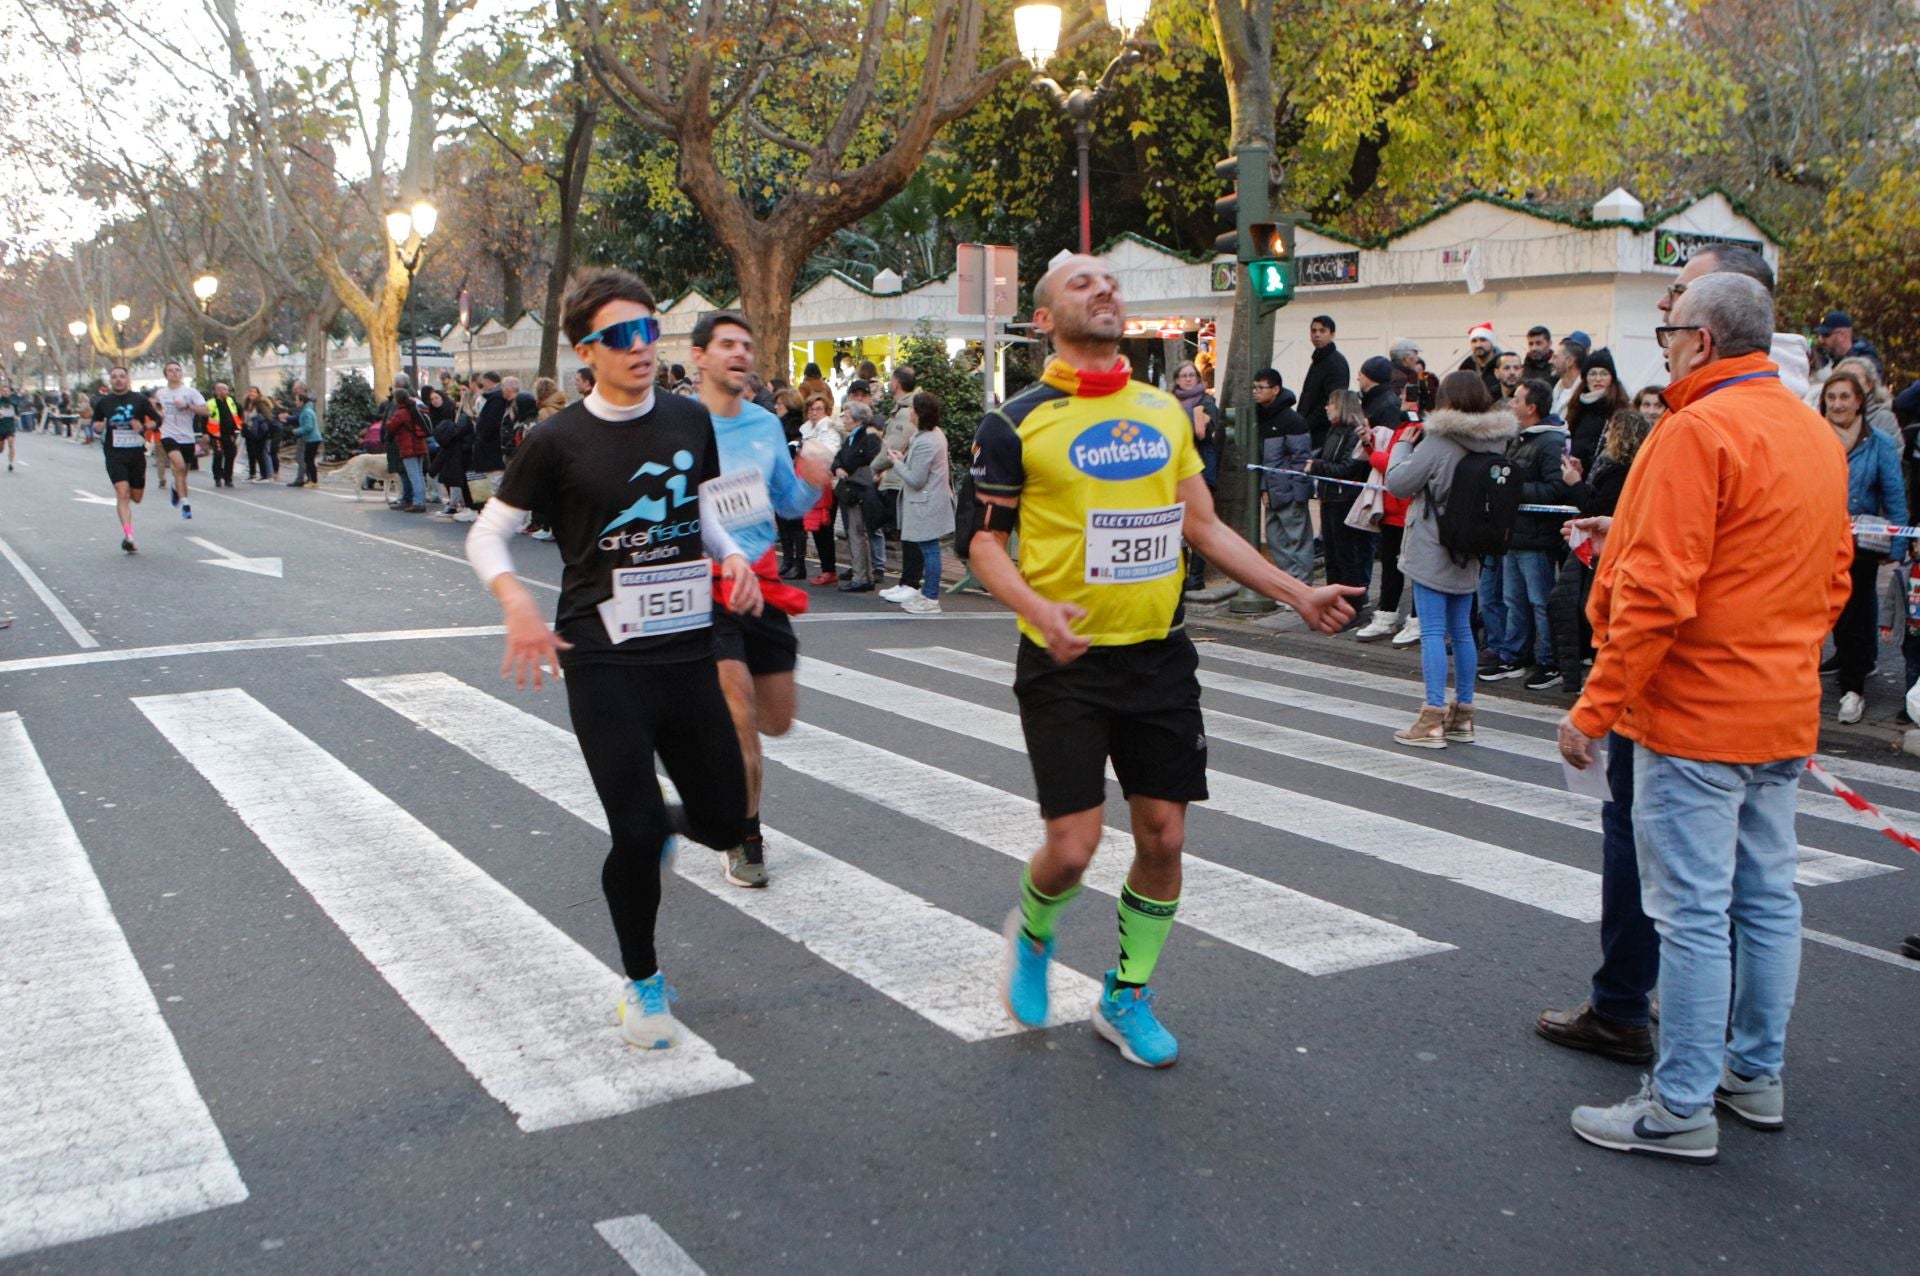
[72, 488, 118, 506]
[188, 536, 283, 578]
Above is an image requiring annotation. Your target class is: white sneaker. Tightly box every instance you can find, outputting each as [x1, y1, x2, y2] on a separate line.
[1353, 611, 1399, 643]
[1391, 616, 1423, 647]
[453, 508, 478, 522]
[617, 974, 680, 1049]
[1838, 691, 1865, 724]
[901, 594, 942, 615]
[879, 585, 915, 602]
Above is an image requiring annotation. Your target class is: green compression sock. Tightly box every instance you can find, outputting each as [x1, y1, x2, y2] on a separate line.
[1114, 884, 1180, 990]
[1019, 864, 1082, 946]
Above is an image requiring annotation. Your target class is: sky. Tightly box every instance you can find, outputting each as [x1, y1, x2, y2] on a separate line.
[1, 0, 521, 261]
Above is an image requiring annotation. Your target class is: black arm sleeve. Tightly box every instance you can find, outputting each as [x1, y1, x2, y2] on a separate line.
[969, 410, 1024, 500]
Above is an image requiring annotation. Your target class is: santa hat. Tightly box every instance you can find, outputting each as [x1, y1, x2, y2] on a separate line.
[1467, 323, 1496, 343]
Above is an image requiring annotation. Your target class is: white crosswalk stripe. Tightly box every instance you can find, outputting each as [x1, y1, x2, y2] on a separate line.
[760, 711, 1452, 975]
[879, 647, 1894, 889]
[1202, 644, 1920, 842]
[596, 1214, 708, 1275]
[0, 712, 248, 1260]
[133, 688, 751, 1132]
[347, 672, 1100, 1038]
[812, 653, 1603, 921]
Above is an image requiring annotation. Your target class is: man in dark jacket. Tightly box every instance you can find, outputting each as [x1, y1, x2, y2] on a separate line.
[1522, 325, 1555, 383]
[1254, 368, 1314, 580]
[1357, 355, 1402, 431]
[1481, 379, 1571, 684]
[470, 371, 508, 475]
[1298, 314, 1349, 448]
[1458, 324, 1503, 398]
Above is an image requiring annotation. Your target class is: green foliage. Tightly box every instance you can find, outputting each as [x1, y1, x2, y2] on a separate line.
[897, 321, 985, 473]
[580, 117, 737, 300]
[325, 370, 379, 461]
[1780, 161, 1920, 388]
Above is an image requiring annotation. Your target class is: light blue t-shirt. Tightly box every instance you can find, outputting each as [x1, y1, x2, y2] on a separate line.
[710, 399, 820, 562]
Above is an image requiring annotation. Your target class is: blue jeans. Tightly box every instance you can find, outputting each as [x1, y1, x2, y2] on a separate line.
[914, 539, 942, 598]
[1411, 583, 1475, 708]
[1499, 549, 1555, 667]
[1590, 735, 1657, 1026]
[1478, 558, 1507, 658]
[400, 455, 425, 506]
[1632, 746, 1805, 1114]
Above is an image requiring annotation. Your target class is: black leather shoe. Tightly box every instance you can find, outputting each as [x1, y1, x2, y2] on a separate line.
[1535, 1001, 1654, 1064]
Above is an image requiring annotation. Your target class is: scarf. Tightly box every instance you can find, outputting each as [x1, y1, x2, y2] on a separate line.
[1172, 381, 1208, 413]
[1040, 356, 1132, 398]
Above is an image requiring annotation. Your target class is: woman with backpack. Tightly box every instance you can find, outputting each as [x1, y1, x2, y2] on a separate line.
[385, 377, 431, 512]
[1384, 371, 1519, 747]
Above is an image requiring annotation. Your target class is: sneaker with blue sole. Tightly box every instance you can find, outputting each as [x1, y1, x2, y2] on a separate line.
[1093, 969, 1177, 1068]
[1571, 1077, 1718, 1163]
[1001, 909, 1052, 1028]
[617, 972, 680, 1049]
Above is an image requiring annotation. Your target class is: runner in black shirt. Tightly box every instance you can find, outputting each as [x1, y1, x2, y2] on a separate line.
[466, 266, 761, 1051]
[89, 365, 163, 553]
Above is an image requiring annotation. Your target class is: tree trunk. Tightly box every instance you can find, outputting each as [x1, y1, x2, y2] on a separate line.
[729, 236, 807, 380]
[302, 294, 342, 425]
[540, 85, 599, 381]
[497, 255, 526, 324]
[230, 348, 254, 400]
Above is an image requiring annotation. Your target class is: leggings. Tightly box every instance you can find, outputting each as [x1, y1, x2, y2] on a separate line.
[565, 659, 748, 980]
[244, 435, 268, 479]
[298, 441, 320, 484]
[810, 525, 836, 575]
[777, 516, 807, 569]
[1377, 521, 1408, 614]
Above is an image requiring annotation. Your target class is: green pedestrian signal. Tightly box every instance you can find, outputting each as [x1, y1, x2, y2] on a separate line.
[1249, 258, 1293, 306]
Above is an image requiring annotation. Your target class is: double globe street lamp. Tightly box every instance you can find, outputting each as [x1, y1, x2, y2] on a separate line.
[386, 200, 438, 391]
[1013, 0, 1152, 254]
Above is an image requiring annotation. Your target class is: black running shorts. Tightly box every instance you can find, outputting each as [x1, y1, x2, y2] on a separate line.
[1011, 631, 1209, 819]
[103, 449, 147, 489]
[711, 605, 800, 676]
[161, 436, 195, 456]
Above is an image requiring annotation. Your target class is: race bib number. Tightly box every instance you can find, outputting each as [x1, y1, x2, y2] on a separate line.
[1085, 503, 1184, 583]
[598, 558, 713, 643]
[111, 428, 145, 449]
[701, 468, 773, 536]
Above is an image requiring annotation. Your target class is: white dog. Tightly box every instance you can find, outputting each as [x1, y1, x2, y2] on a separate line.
[325, 452, 398, 501]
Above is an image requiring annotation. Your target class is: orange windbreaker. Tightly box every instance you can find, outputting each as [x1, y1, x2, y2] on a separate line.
[1569, 351, 1853, 762]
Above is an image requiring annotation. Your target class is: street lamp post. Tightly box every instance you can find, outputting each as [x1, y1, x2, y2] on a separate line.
[1014, 1, 1150, 254]
[386, 201, 438, 391]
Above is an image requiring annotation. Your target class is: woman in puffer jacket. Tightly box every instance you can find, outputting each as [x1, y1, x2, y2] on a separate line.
[1383, 371, 1518, 747]
[1547, 409, 1652, 695]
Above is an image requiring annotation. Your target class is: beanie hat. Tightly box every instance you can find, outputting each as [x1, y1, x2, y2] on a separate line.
[1359, 355, 1395, 385]
[1584, 347, 1618, 378]
[1467, 323, 1496, 343]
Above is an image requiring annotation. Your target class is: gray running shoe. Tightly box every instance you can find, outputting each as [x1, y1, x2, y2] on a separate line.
[724, 837, 768, 888]
[1713, 1065, 1784, 1131]
[1571, 1078, 1718, 1164]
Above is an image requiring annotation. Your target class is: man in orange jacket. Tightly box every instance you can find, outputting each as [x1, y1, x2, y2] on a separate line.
[1557, 272, 1852, 1165]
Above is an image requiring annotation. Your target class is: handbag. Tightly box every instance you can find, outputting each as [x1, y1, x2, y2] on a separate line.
[465, 471, 495, 504]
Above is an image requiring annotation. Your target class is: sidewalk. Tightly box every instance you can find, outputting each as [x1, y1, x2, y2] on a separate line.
[1184, 593, 1920, 769]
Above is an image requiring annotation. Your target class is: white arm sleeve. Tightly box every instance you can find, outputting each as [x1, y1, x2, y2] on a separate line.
[465, 498, 531, 587]
[697, 485, 745, 562]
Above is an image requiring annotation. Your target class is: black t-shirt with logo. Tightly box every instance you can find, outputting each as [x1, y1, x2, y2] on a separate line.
[91, 392, 160, 453]
[495, 393, 723, 667]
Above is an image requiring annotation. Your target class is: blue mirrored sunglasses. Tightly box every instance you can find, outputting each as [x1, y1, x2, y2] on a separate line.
[579, 316, 660, 351]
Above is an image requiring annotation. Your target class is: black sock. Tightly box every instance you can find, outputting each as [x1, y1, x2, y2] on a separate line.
[743, 815, 760, 843]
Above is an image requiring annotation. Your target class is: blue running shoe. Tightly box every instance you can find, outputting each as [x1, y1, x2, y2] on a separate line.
[1093, 969, 1178, 1068]
[617, 973, 680, 1049]
[170, 487, 180, 508]
[1001, 908, 1053, 1028]
[181, 503, 191, 520]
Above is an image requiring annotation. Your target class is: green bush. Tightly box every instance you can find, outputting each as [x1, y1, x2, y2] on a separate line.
[896, 321, 986, 473]
[325, 369, 379, 460]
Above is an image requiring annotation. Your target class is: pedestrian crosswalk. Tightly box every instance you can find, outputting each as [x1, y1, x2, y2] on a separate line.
[2, 638, 1909, 1261]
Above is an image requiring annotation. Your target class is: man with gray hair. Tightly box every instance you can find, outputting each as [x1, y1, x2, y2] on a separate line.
[1558, 271, 1853, 1165]
[831, 398, 884, 591]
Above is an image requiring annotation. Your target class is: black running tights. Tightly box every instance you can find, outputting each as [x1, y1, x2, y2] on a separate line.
[564, 659, 748, 979]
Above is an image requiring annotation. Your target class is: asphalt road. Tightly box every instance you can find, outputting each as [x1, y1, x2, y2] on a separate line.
[3, 432, 1917, 1275]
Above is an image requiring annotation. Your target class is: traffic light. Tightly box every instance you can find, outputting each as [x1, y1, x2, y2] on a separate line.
[1211, 148, 1272, 261]
[1247, 219, 1295, 313]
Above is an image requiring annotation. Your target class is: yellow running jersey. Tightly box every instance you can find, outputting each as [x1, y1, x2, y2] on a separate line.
[971, 360, 1204, 649]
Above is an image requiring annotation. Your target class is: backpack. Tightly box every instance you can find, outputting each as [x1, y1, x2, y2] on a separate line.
[1429, 451, 1520, 565]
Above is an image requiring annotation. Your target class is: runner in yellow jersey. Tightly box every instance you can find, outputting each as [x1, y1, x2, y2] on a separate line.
[970, 253, 1361, 1067]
